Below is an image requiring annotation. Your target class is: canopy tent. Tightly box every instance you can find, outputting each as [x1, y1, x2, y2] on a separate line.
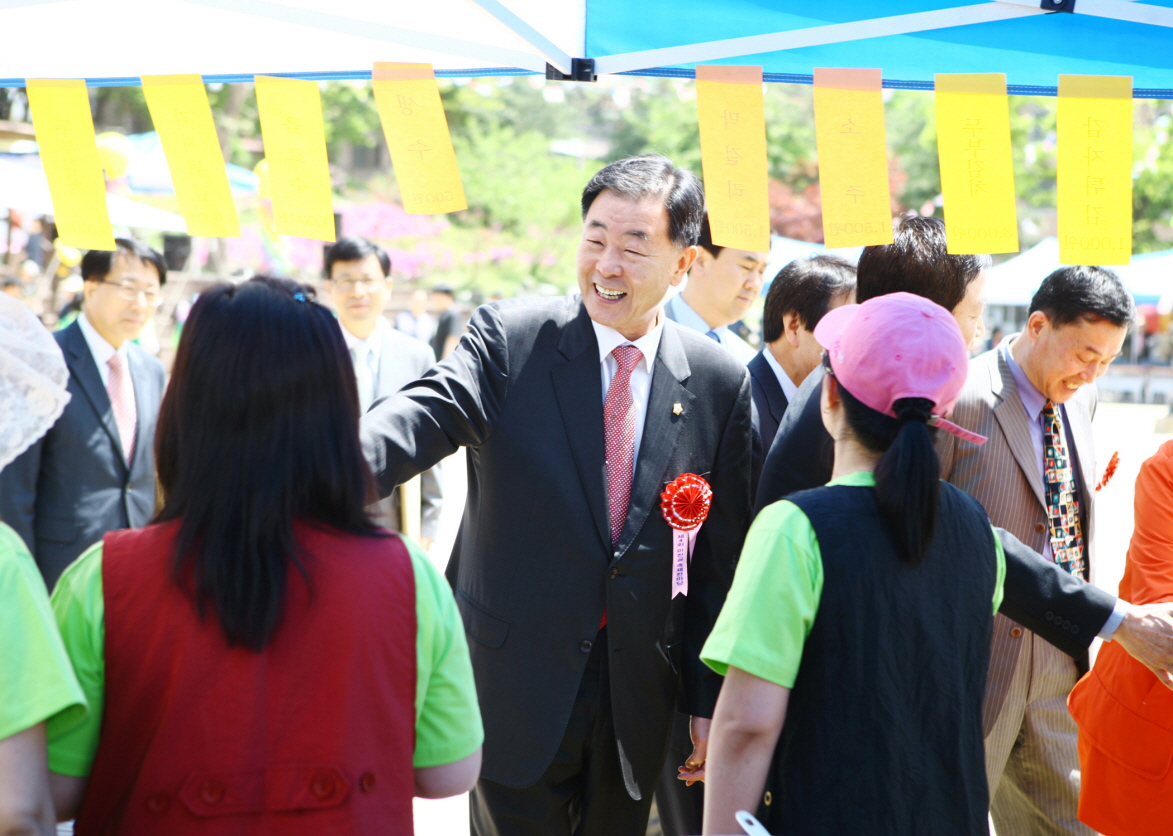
[2, 0, 1173, 93]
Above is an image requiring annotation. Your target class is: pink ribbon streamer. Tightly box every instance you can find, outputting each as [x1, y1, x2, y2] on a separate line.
[671, 525, 701, 598]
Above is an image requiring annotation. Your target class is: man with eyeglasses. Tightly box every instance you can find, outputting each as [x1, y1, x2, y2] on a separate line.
[324, 236, 443, 551]
[0, 238, 167, 588]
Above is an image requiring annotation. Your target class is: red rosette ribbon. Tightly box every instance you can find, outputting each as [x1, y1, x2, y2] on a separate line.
[661, 474, 712, 598]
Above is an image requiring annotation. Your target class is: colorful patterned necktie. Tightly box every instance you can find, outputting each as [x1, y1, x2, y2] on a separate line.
[604, 345, 643, 547]
[1042, 400, 1086, 577]
[107, 352, 137, 464]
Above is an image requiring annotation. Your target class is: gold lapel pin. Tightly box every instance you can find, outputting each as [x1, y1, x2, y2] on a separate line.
[672, 403, 684, 416]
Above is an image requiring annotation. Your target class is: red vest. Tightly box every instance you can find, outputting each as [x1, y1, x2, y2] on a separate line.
[76, 521, 417, 836]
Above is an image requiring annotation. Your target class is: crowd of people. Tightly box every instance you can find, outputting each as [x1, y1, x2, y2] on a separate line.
[5, 153, 1173, 836]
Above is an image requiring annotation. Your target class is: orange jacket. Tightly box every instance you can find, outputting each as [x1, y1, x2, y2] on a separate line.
[1069, 440, 1173, 836]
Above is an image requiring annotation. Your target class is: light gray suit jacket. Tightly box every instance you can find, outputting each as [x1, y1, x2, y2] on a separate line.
[938, 346, 1097, 734]
[364, 323, 443, 540]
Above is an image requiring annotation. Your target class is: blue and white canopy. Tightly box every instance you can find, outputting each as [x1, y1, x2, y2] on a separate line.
[2, 0, 1172, 93]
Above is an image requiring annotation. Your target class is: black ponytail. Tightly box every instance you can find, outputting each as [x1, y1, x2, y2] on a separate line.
[839, 385, 940, 564]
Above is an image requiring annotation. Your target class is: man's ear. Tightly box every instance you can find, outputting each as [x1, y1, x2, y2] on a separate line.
[672, 245, 699, 287]
[782, 311, 803, 348]
[1025, 310, 1049, 339]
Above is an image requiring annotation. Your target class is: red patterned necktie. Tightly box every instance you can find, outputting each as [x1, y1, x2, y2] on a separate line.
[107, 353, 137, 464]
[1042, 400, 1085, 577]
[605, 345, 643, 547]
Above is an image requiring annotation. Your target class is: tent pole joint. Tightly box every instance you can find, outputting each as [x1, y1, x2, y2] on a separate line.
[546, 59, 596, 82]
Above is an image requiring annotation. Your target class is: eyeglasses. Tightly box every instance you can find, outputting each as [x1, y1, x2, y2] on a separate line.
[330, 277, 388, 293]
[99, 281, 162, 306]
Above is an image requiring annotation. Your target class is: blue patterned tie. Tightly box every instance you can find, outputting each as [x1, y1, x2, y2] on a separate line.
[1042, 401, 1086, 577]
[705, 329, 720, 343]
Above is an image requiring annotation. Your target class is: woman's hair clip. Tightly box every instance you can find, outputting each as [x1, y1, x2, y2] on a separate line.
[292, 292, 307, 303]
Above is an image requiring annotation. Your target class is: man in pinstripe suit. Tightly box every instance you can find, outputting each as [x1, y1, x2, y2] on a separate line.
[938, 266, 1134, 836]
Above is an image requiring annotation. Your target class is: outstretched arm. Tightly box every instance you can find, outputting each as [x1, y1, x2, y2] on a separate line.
[362, 304, 510, 501]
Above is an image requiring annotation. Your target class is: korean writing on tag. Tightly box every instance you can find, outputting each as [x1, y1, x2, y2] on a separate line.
[255, 76, 336, 242]
[373, 63, 467, 215]
[1057, 75, 1132, 266]
[695, 65, 769, 252]
[935, 74, 1018, 254]
[812, 68, 893, 249]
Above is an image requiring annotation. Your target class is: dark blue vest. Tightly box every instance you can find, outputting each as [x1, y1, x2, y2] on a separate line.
[759, 480, 996, 836]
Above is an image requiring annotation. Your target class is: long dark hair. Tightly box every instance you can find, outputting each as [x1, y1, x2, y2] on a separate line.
[154, 275, 379, 650]
[837, 377, 940, 564]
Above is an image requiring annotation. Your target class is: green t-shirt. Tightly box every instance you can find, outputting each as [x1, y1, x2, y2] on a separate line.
[702, 471, 1006, 689]
[0, 522, 86, 741]
[47, 536, 482, 775]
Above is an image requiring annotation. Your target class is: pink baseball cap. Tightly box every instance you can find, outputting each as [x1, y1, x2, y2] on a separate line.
[813, 292, 986, 445]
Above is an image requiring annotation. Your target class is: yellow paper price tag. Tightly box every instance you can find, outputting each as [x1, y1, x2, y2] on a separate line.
[26, 79, 115, 251]
[813, 69, 893, 249]
[695, 65, 770, 253]
[1058, 75, 1132, 265]
[935, 74, 1018, 255]
[142, 75, 239, 238]
[255, 76, 335, 241]
[373, 63, 467, 215]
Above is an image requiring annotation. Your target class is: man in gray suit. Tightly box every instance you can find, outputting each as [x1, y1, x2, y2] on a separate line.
[324, 236, 442, 548]
[939, 266, 1133, 836]
[0, 239, 166, 588]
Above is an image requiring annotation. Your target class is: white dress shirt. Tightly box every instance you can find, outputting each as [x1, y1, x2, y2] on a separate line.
[341, 316, 389, 413]
[666, 294, 757, 364]
[592, 318, 663, 472]
[77, 312, 131, 390]
[762, 344, 800, 403]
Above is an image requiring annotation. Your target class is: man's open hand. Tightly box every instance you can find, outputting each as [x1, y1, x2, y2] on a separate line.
[1113, 602, 1173, 689]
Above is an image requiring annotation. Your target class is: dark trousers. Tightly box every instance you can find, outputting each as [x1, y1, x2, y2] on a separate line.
[469, 630, 655, 836]
[653, 712, 704, 836]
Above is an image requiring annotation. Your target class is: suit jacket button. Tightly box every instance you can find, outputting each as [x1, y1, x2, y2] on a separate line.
[608, 567, 619, 579]
[145, 793, 169, 813]
[1034, 522, 1046, 533]
[580, 640, 593, 653]
[1061, 619, 1071, 630]
[1045, 611, 1054, 621]
[1072, 625, 1079, 635]
[360, 772, 377, 793]
[1010, 627, 1023, 638]
[311, 771, 336, 799]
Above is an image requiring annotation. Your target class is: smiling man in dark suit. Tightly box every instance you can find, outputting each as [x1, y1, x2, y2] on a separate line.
[361, 155, 754, 836]
[0, 239, 166, 588]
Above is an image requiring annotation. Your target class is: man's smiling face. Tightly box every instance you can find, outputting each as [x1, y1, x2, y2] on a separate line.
[576, 189, 696, 340]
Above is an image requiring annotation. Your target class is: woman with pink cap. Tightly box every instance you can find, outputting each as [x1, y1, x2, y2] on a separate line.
[700, 292, 1004, 836]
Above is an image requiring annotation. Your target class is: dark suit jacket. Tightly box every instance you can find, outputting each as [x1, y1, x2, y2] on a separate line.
[0, 321, 165, 588]
[747, 350, 789, 451]
[754, 365, 1116, 660]
[361, 297, 754, 796]
[362, 323, 443, 541]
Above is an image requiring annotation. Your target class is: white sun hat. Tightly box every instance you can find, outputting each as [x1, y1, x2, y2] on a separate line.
[0, 294, 70, 471]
